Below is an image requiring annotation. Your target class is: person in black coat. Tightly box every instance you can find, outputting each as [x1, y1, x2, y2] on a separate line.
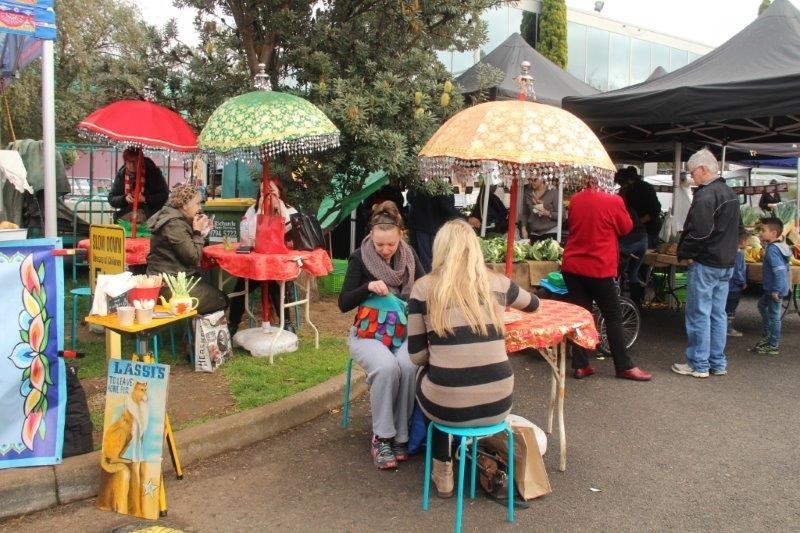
[108, 147, 169, 223]
[616, 166, 661, 248]
[406, 188, 465, 272]
[759, 179, 782, 213]
[468, 184, 508, 235]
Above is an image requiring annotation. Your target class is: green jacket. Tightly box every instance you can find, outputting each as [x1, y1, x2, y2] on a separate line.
[146, 206, 205, 277]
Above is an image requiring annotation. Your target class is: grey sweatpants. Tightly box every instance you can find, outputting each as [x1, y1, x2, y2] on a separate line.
[347, 327, 416, 443]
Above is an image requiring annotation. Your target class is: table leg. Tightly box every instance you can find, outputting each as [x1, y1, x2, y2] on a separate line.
[105, 329, 121, 359]
[302, 278, 319, 348]
[556, 341, 567, 472]
[547, 355, 557, 434]
[267, 281, 287, 364]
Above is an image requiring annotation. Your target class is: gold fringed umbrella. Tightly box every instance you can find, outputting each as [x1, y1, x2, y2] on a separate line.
[419, 62, 615, 276]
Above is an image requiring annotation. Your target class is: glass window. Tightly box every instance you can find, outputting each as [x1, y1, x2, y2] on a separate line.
[567, 21, 588, 83]
[481, 6, 511, 56]
[670, 47, 688, 70]
[688, 51, 703, 64]
[630, 37, 651, 84]
[436, 50, 477, 77]
[651, 43, 670, 72]
[586, 26, 610, 91]
[608, 32, 630, 90]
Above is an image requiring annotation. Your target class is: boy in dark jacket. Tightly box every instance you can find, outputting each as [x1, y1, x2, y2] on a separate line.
[752, 217, 792, 355]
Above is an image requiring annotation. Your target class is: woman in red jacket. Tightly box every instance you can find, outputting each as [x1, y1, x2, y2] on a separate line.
[562, 178, 652, 381]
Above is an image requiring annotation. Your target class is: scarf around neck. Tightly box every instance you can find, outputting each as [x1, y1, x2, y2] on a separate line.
[360, 234, 415, 299]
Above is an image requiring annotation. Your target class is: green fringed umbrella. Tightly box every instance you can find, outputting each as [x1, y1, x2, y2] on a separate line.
[198, 87, 339, 163]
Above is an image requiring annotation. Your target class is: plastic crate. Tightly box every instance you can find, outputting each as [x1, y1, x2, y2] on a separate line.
[319, 259, 348, 295]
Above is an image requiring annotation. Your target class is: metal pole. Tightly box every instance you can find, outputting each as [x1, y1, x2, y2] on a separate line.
[480, 176, 490, 238]
[556, 178, 564, 242]
[672, 141, 682, 215]
[796, 157, 799, 228]
[721, 143, 727, 172]
[349, 210, 356, 254]
[42, 40, 57, 237]
[504, 176, 519, 278]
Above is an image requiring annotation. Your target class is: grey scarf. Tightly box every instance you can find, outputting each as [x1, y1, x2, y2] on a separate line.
[360, 235, 416, 299]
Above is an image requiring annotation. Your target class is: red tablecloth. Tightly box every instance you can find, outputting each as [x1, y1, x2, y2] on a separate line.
[505, 299, 598, 353]
[77, 237, 150, 266]
[201, 244, 333, 281]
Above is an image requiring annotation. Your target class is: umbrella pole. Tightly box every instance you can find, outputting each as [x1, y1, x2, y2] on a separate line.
[131, 151, 144, 237]
[480, 178, 489, 238]
[259, 158, 273, 325]
[505, 175, 519, 278]
[556, 179, 564, 242]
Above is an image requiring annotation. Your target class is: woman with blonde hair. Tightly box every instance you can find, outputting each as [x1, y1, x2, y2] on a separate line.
[408, 219, 539, 497]
[338, 201, 425, 470]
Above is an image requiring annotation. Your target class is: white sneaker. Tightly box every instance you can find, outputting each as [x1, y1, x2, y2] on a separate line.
[671, 362, 709, 378]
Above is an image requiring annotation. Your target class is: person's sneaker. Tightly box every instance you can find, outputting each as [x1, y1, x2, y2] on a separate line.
[371, 436, 397, 470]
[671, 362, 709, 378]
[710, 368, 728, 376]
[755, 344, 779, 356]
[749, 336, 769, 352]
[391, 440, 408, 462]
[727, 327, 743, 337]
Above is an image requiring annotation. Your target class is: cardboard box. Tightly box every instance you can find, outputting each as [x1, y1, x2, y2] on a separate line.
[527, 261, 560, 287]
[486, 262, 532, 290]
[747, 263, 800, 284]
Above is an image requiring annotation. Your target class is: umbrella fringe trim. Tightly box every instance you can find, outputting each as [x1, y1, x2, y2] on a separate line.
[77, 129, 198, 154]
[200, 133, 340, 164]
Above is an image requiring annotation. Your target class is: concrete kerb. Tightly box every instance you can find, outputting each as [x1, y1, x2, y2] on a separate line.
[0, 368, 367, 521]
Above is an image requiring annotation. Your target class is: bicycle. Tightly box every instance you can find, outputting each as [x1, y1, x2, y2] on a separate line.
[592, 253, 642, 356]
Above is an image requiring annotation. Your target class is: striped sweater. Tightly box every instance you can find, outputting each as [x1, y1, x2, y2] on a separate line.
[408, 274, 538, 427]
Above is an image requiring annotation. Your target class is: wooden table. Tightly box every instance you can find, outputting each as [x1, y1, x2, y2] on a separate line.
[505, 299, 600, 472]
[644, 251, 689, 309]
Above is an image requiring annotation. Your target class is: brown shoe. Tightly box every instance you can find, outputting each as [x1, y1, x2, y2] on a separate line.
[573, 365, 596, 379]
[432, 459, 454, 498]
[616, 366, 652, 381]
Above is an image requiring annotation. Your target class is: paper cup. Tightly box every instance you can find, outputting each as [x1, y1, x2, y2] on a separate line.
[135, 307, 154, 325]
[117, 306, 135, 326]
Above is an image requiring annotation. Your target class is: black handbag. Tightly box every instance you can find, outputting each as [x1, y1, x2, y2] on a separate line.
[287, 211, 325, 251]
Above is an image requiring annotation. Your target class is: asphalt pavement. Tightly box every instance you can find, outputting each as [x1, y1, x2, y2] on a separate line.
[2, 296, 799, 532]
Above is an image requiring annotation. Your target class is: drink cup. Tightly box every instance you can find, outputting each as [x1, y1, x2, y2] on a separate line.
[135, 307, 153, 325]
[117, 306, 135, 326]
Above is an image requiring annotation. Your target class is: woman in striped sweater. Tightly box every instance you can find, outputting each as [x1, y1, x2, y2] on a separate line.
[408, 219, 539, 497]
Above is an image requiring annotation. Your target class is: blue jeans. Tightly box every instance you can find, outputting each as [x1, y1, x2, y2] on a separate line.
[685, 262, 733, 373]
[757, 293, 782, 347]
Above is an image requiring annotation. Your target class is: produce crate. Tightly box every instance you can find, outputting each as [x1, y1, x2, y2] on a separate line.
[486, 262, 532, 291]
[319, 258, 348, 295]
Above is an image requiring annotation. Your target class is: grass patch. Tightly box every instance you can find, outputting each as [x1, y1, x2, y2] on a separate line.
[222, 334, 349, 411]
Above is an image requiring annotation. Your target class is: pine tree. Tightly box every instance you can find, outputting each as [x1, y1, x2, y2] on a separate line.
[758, 0, 773, 15]
[537, 0, 568, 69]
[520, 10, 537, 49]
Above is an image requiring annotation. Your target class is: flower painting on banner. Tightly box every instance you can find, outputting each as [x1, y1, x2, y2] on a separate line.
[0, 238, 66, 469]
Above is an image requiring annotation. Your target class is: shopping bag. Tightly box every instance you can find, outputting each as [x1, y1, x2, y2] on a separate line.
[194, 310, 231, 372]
[286, 211, 325, 251]
[482, 415, 552, 501]
[254, 192, 289, 254]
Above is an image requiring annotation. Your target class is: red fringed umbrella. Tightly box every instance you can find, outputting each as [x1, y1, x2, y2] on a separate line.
[77, 97, 198, 235]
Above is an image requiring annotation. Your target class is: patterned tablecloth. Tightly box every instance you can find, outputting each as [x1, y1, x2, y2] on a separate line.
[77, 237, 150, 266]
[201, 244, 332, 281]
[505, 299, 599, 353]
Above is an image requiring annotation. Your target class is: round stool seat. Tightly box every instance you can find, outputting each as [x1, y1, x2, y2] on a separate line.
[71, 287, 92, 296]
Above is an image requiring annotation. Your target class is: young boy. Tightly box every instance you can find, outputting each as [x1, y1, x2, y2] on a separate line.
[726, 230, 748, 337]
[752, 217, 792, 355]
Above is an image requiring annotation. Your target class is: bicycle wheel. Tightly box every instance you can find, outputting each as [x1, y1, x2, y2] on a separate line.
[595, 297, 641, 356]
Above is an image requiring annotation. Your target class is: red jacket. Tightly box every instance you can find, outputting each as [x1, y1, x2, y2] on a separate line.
[562, 188, 633, 279]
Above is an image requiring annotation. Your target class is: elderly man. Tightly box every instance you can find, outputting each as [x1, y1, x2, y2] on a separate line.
[673, 149, 744, 378]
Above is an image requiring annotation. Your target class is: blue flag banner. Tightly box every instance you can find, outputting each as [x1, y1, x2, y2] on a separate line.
[0, 238, 66, 469]
[0, 0, 56, 41]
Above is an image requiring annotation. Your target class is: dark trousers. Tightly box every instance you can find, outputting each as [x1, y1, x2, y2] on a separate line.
[431, 425, 451, 461]
[414, 230, 434, 273]
[562, 272, 634, 372]
[725, 289, 742, 317]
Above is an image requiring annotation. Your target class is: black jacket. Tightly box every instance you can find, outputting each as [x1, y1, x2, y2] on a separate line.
[406, 190, 464, 234]
[469, 190, 508, 235]
[677, 178, 743, 268]
[338, 245, 425, 313]
[108, 157, 169, 222]
[624, 179, 661, 237]
[758, 191, 781, 211]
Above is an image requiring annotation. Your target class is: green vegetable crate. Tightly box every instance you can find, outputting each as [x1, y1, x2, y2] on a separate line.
[319, 259, 348, 295]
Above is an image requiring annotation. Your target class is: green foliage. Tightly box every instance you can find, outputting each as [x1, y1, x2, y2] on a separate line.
[520, 10, 537, 49]
[467, 63, 505, 105]
[758, 0, 773, 16]
[537, 0, 568, 69]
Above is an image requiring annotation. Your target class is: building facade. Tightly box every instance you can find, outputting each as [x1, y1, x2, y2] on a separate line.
[439, 1, 713, 91]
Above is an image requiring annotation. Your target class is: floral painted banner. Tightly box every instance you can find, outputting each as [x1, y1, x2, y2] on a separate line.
[0, 0, 56, 40]
[0, 238, 65, 469]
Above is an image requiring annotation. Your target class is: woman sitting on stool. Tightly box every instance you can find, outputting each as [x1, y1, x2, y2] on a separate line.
[407, 219, 539, 497]
[338, 201, 424, 470]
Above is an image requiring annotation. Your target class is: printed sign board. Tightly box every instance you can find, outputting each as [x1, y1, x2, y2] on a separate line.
[97, 359, 170, 520]
[89, 224, 126, 291]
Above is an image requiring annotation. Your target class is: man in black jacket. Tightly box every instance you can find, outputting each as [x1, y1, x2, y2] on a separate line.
[673, 148, 744, 379]
[617, 166, 662, 248]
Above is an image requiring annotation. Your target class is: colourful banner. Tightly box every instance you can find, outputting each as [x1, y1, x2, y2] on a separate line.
[0, 0, 56, 40]
[97, 360, 170, 520]
[0, 238, 66, 469]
